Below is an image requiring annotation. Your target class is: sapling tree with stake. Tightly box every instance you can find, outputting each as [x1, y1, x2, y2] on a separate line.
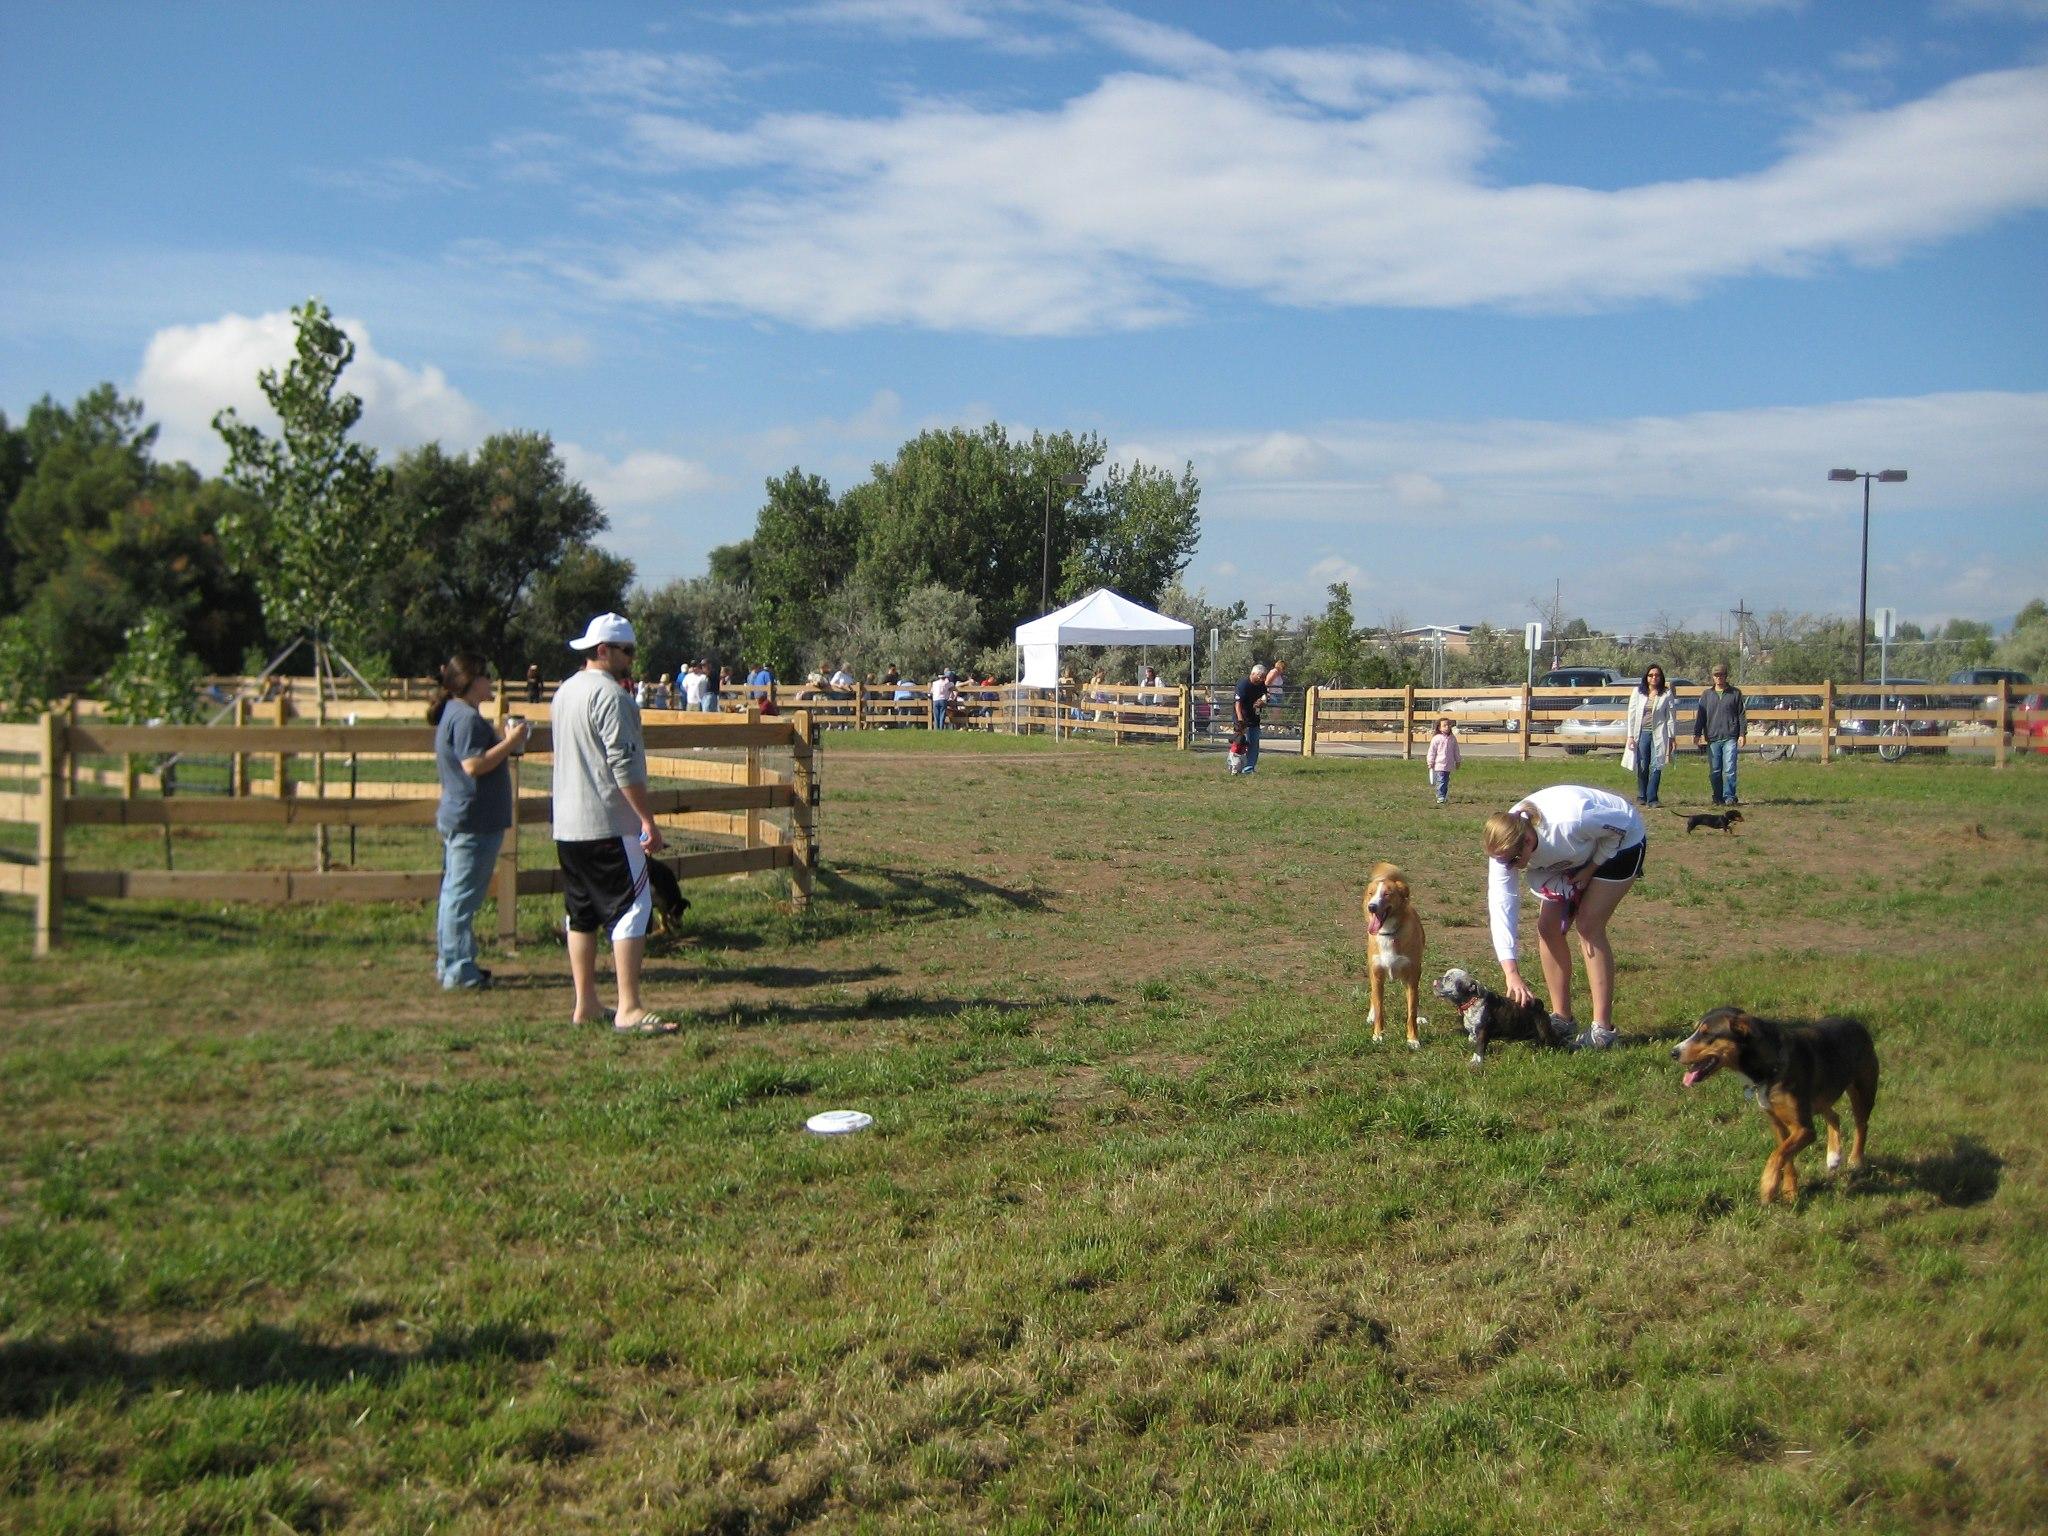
[212, 299, 397, 688]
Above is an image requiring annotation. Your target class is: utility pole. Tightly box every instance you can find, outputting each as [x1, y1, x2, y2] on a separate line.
[1550, 580, 1563, 668]
[1729, 599, 1754, 682]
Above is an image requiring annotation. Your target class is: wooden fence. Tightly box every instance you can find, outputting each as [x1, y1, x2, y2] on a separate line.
[1302, 681, 2027, 766]
[0, 705, 818, 957]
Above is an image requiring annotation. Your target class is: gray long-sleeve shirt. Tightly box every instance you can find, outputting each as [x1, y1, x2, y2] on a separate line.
[1693, 685, 1746, 742]
[550, 667, 648, 841]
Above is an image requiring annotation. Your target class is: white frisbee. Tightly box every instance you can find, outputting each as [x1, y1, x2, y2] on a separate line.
[804, 1110, 874, 1136]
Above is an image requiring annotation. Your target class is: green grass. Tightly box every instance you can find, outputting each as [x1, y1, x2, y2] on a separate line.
[2, 740, 2045, 1532]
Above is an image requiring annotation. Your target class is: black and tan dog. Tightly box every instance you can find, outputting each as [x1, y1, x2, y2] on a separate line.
[1670, 808, 1744, 835]
[1363, 863, 1425, 1048]
[1672, 1006, 1878, 1206]
[1432, 967, 1572, 1065]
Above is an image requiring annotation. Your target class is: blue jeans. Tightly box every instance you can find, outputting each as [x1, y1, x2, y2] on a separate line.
[1432, 770, 1450, 802]
[931, 697, 949, 730]
[437, 829, 504, 988]
[1635, 729, 1662, 805]
[1706, 737, 1739, 803]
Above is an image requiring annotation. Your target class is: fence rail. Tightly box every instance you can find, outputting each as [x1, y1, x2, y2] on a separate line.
[0, 705, 820, 956]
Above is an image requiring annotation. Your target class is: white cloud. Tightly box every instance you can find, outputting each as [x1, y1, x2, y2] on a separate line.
[557, 443, 718, 506]
[496, 326, 594, 367]
[539, 49, 735, 109]
[570, 51, 2048, 333]
[1158, 390, 2048, 627]
[135, 310, 491, 471]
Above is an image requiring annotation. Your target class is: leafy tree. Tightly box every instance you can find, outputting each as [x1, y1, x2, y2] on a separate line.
[877, 582, 981, 682]
[1997, 599, 2048, 677]
[742, 469, 854, 676]
[1063, 460, 1201, 611]
[1302, 582, 1366, 686]
[706, 539, 755, 588]
[505, 543, 634, 673]
[212, 299, 397, 655]
[369, 432, 609, 674]
[2, 385, 158, 610]
[630, 575, 751, 683]
[0, 611, 63, 722]
[99, 609, 205, 725]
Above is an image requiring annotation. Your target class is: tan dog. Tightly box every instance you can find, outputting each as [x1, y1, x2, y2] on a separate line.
[1363, 862, 1426, 1048]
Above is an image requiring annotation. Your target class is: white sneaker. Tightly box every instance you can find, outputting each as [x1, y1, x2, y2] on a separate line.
[1573, 1024, 1619, 1050]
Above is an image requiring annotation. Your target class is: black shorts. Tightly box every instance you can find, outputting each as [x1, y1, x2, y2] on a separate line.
[1593, 838, 1647, 883]
[556, 836, 652, 938]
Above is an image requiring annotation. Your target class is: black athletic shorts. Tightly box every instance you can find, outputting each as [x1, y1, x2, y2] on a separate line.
[1592, 838, 1647, 883]
[556, 835, 652, 938]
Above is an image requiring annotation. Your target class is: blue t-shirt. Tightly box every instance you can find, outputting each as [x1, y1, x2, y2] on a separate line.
[435, 700, 513, 835]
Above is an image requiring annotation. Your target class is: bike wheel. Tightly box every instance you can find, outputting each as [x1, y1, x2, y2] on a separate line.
[1877, 724, 1907, 762]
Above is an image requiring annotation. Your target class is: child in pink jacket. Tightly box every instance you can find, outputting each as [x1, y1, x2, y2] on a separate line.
[1426, 716, 1461, 805]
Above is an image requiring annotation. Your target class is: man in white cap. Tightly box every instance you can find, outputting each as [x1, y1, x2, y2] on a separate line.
[553, 612, 674, 1034]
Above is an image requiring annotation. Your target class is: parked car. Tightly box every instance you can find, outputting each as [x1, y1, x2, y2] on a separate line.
[1836, 681, 1947, 753]
[1553, 679, 1695, 753]
[2019, 691, 2048, 756]
[1947, 667, 2033, 688]
[1440, 693, 1522, 732]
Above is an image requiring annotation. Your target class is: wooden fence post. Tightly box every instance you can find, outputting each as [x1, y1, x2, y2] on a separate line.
[313, 681, 329, 873]
[232, 696, 249, 797]
[1302, 686, 1320, 758]
[1819, 680, 1835, 765]
[854, 682, 867, 731]
[273, 691, 290, 799]
[1519, 684, 1532, 762]
[1402, 686, 1416, 761]
[64, 697, 79, 797]
[33, 711, 66, 956]
[745, 705, 762, 850]
[1177, 685, 1191, 750]
[790, 712, 816, 912]
[497, 734, 521, 951]
[1996, 679, 2010, 770]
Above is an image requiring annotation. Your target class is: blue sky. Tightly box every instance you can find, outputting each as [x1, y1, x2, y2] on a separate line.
[3, 0, 2045, 634]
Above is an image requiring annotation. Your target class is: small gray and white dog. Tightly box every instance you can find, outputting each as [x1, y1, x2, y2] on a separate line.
[1432, 967, 1574, 1066]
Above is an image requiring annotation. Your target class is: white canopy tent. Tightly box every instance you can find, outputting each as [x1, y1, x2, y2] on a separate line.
[1014, 590, 1196, 731]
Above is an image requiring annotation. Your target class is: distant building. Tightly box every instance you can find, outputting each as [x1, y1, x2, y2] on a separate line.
[1400, 624, 1475, 654]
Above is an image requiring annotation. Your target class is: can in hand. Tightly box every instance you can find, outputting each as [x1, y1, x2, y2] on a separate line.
[505, 715, 528, 755]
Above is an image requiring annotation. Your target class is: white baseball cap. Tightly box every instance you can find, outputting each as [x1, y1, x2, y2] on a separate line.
[568, 612, 635, 650]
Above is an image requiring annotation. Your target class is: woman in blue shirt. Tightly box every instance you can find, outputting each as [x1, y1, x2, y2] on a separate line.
[432, 653, 529, 989]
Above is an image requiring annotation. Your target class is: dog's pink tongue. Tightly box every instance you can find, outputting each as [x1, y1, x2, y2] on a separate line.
[1367, 912, 1382, 935]
[1683, 1066, 1707, 1087]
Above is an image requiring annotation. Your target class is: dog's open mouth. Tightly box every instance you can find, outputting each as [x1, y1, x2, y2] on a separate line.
[1367, 911, 1383, 935]
[1682, 1059, 1720, 1087]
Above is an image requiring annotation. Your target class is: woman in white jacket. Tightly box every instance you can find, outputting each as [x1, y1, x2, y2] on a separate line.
[1621, 665, 1676, 806]
[1483, 784, 1647, 1049]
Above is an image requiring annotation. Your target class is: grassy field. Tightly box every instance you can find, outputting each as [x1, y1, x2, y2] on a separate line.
[3, 736, 2045, 1534]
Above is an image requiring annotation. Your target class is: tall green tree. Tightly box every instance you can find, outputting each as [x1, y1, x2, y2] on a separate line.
[212, 299, 397, 656]
[369, 432, 609, 674]
[3, 385, 158, 609]
[505, 543, 635, 672]
[742, 469, 854, 676]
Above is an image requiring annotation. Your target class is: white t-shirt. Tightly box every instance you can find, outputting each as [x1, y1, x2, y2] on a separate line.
[1486, 785, 1644, 963]
[829, 669, 854, 688]
[682, 669, 708, 708]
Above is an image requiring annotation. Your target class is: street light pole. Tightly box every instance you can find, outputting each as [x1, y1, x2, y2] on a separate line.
[1041, 472, 1089, 613]
[1829, 468, 1908, 682]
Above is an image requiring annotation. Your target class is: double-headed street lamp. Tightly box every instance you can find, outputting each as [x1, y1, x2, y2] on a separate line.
[1042, 472, 1089, 613]
[1829, 467, 1907, 682]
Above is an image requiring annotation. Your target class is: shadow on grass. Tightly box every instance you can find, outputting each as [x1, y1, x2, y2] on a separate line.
[1861, 1135, 2003, 1207]
[662, 991, 1109, 1030]
[0, 1320, 556, 1418]
[818, 864, 1052, 914]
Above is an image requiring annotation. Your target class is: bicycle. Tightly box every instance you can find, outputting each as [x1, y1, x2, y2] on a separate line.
[1876, 702, 1911, 763]
[1756, 720, 1799, 762]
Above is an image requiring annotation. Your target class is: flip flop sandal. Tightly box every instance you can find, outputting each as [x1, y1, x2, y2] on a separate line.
[612, 1014, 679, 1036]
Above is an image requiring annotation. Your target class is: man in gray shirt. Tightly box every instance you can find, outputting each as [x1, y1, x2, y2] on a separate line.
[553, 612, 675, 1034]
[1692, 663, 1747, 806]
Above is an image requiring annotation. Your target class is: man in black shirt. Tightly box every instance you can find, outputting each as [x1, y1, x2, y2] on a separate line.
[1233, 663, 1268, 775]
